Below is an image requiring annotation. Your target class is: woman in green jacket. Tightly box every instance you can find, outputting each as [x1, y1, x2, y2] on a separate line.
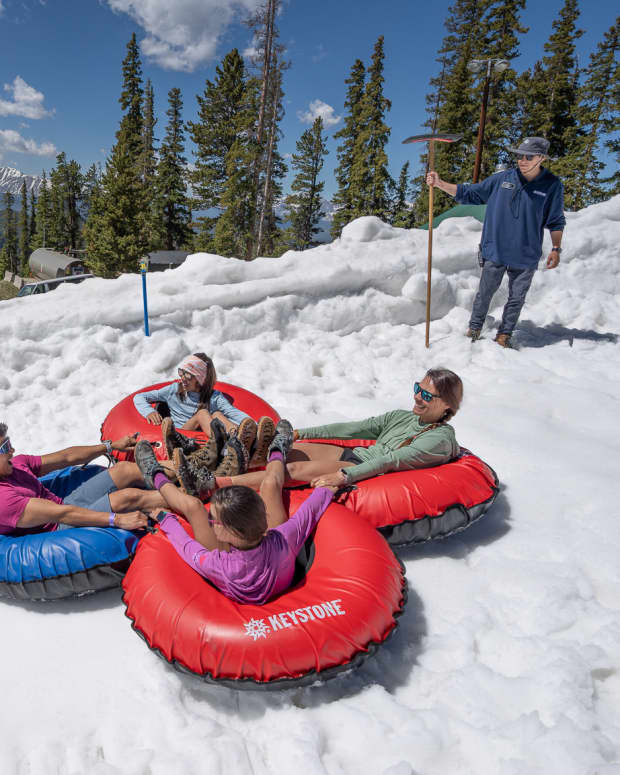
[210, 368, 463, 493]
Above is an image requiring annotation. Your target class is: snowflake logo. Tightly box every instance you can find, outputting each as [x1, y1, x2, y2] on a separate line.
[243, 618, 271, 641]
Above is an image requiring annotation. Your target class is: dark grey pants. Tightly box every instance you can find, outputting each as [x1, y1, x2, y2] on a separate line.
[469, 261, 536, 336]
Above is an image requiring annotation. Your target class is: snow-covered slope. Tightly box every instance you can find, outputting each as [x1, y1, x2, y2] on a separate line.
[0, 196, 619, 775]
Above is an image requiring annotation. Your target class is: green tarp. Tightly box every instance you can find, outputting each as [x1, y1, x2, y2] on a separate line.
[420, 204, 486, 230]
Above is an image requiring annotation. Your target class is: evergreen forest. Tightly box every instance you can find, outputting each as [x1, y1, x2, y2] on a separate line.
[1, 0, 617, 278]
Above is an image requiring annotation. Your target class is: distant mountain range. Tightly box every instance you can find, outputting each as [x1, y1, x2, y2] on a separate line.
[0, 167, 44, 197]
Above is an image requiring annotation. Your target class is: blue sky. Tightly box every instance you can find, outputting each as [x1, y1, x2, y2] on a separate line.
[0, 0, 617, 198]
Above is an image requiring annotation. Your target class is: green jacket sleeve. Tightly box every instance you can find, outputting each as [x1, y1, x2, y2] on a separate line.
[297, 413, 389, 442]
[346, 429, 458, 482]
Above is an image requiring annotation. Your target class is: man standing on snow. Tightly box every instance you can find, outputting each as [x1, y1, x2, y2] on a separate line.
[426, 137, 566, 347]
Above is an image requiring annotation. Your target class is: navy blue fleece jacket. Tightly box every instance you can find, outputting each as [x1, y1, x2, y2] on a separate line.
[456, 167, 565, 269]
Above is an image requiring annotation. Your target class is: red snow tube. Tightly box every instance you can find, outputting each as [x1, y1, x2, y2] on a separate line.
[122, 490, 406, 689]
[100, 381, 280, 462]
[297, 439, 499, 546]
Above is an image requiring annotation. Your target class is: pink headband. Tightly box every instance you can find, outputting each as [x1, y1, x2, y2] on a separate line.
[178, 356, 208, 386]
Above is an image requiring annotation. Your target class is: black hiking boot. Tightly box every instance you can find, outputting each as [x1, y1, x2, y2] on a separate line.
[135, 440, 168, 490]
[267, 419, 294, 460]
[161, 417, 200, 460]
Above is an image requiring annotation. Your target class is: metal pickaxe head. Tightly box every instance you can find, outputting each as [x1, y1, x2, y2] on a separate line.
[402, 133, 463, 144]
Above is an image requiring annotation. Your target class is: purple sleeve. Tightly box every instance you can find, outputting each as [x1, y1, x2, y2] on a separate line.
[158, 514, 229, 588]
[274, 487, 334, 555]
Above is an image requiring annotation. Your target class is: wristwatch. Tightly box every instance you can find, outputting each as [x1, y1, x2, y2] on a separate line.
[103, 439, 113, 455]
[551, 246, 562, 253]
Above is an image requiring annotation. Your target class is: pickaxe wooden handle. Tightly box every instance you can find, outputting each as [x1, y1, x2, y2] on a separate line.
[403, 133, 463, 347]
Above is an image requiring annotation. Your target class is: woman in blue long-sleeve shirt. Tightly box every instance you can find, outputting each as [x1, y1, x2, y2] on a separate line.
[133, 353, 249, 435]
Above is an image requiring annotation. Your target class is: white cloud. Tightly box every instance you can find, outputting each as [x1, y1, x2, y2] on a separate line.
[0, 76, 54, 120]
[0, 129, 57, 157]
[296, 99, 341, 127]
[105, 0, 263, 72]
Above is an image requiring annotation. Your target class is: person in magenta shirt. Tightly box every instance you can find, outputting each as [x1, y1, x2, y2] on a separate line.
[0, 421, 164, 536]
[134, 420, 338, 606]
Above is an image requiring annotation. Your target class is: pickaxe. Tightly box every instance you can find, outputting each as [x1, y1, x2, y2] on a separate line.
[402, 132, 463, 348]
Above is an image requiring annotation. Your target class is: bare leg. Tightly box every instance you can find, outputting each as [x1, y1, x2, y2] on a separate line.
[109, 488, 164, 511]
[155, 481, 224, 549]
[259, 459, 288, 529]
[230, 442, 349, 489]
[108, 461, 148, 489]
[181, 408, 212, 433]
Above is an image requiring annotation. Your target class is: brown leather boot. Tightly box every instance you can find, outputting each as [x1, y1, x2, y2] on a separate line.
[495, 333, 512, 348]
[466, 328, 481, 341]
[248, 416, 277, 468]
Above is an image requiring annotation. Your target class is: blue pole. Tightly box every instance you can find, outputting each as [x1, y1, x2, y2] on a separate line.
[141, 264, 150, 336]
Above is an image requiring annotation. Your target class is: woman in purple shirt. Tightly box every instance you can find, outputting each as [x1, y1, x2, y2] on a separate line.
[135, 420, 337, 606]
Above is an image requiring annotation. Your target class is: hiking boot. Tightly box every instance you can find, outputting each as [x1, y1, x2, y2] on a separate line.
[209, 417, 227, 459]
[214, 436, 248, 477]
[233, 417, 257, 463]
[267, 419, 294, 460]
[173, 448, 216, 500]
[185, 435, 220, 471]
[248, 416, 277, 468]
[466, 328, 481, 341]
[161, 417, 200, 460]
[495, 333, 512, 348]
[135, 440, 167, 490]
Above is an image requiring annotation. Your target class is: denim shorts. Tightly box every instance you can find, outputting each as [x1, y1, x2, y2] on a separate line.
[61, 469, 118, 513]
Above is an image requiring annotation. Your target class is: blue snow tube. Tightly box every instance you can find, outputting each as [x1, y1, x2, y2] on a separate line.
[0, 465, 141, 602]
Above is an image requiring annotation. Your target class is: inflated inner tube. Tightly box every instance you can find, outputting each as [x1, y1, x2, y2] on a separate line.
[101, 381, 280, 461]
[122, 490, 406, 689]
[293, 439, 499, 546]
[0, 465, 140, 602]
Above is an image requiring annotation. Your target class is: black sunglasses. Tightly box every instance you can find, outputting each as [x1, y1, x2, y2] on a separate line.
[515, 153, 538, 161]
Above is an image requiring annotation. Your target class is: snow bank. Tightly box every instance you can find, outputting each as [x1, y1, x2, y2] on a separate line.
[0, 196, 619, 774]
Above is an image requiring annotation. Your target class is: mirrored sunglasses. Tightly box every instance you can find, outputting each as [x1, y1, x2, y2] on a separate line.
[0, 437, 12, 455]
[414, 382, 440, 402]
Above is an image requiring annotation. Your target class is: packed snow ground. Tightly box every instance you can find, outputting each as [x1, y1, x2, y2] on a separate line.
[1, 196, 619, 775]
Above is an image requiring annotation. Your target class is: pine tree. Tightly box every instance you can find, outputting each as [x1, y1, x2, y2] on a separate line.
[557, 17, 619, 208]
[49, 152, 83, 250]
[84, 34, 148, 276]
[187, 48, 249, 250]
[2, 192, 18, 274]
[525, 0, 584, 158]
[29, 189, 36, 248]
[331, 59, 366, 238]
[19, 182, 29, 275]
[477, 0, 528, 174]
[349, 35, 392, 220]
[155, 87, 192, 250]
[142, 79, 158, 248]
[31, 170, 52, 250]
[283, 116, 328, 251]
[414, 0, 486, 222]
[247, 0, 288, 257]
[389, 161, 417, 227]
[213, 78, 261, 258]
[255, 53, 288, 256]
